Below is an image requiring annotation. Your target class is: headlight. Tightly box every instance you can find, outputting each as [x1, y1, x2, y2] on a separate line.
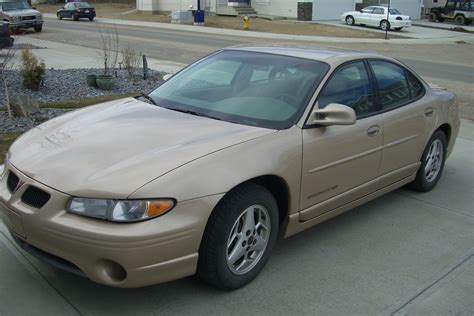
[37, 14, 43, 20]
[67, 198, 176, 222]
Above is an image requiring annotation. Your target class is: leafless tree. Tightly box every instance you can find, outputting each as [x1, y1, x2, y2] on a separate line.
[121, 44, 141, 77]
[98, 25, 119, 75]
[0, 43, 17, 118]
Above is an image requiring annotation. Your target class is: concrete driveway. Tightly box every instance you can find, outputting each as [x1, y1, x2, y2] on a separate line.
[1, 119, 473, 315]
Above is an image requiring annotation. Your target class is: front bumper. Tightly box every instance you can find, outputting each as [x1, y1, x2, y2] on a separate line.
[0, 163, 223, 287]
[9, 20, 43, 29]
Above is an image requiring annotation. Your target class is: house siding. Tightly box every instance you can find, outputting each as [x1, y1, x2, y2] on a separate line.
[253, 0, 298, 18]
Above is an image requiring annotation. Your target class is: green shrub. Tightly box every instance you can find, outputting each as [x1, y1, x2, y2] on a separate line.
[20, 45, 45, 91]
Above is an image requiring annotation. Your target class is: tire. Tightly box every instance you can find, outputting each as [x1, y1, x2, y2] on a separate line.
[197, 183, 279, 290]
[429, 13, 437, 22]
[345, 15, 355, 26]
[380, 20, 390, 31]
[394, 27, 403, 31]
[34, 25, 42, 32]
[410, 130, 447, 192]
[89, 16, 94, 21]
[57, 13, 62, 20]
[73, 14, 79, 21]
[455, 15, 465, 25]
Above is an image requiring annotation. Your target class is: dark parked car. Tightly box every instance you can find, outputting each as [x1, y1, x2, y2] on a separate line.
[0, 21, 14, 49]
[57, 2, 95, 21]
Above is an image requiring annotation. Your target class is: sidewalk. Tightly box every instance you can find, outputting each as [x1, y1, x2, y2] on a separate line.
[10, 37, 186, 74]
[42, 13, 474, 44]
[413, 19, 474, 32]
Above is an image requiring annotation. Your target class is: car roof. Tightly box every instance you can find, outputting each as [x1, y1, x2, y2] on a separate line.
[226, 44, 392, 65]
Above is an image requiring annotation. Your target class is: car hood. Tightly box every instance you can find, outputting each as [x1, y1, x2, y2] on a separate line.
[9, 98, 275, 198]
[3, 9, 41, 17]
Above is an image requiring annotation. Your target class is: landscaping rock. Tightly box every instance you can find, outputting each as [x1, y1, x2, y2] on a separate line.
[10, 94, 40, 117]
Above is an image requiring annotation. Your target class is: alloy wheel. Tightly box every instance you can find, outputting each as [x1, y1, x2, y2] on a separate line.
[226, 205, 271, 275]
[424, 139, 443, 182]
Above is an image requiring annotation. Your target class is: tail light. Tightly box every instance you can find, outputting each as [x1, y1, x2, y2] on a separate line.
[76, 8, 81, 13]
[396, 16, 403, 20]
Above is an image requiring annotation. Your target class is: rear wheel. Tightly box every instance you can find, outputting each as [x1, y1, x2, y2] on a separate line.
[429, 13, 437, 22]
[455, 15, 466, 25]
[394, 27, 403, 31]
[57, 13, 62, 20]
[410, 130, 447, 192]
[89, 16, 94, 21]
[345, 15, 355, 26]
[73, 14, 79, 21]
[197, 183, 279, 290]
[380, 20, 390, 31]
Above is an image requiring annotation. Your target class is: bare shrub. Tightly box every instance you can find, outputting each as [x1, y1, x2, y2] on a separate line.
[0, 44, 16, 118]
[121, 45, 141, 77]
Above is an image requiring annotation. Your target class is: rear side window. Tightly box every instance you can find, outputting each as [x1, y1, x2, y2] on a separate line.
[369, 60, 411, 111]
[406, 71, 424, 99]
[318, 61, 375, 117]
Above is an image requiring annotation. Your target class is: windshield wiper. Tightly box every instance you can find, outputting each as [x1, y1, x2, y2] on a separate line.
[136, 93, 158, 106]
[166, 108, 223, 121]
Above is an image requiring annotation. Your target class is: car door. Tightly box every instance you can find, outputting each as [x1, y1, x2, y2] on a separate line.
[358, 7, 375, 24]
[370, 7, 386, 27]
[368, 60, 434, 187]
[299, 60, 383, 221]
[444, 0, 456, 17]
[61, 3, 72, 17]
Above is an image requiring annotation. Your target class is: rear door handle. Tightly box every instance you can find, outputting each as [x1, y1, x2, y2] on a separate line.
[425, 107, 434, 117]
[367, 125, 380, 137]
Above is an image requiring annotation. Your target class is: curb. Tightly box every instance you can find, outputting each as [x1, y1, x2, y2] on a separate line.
[43, 14, 474, 45]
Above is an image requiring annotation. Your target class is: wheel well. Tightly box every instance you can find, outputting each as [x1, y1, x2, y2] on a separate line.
[247, 175, 290, 225]
[437, 124, 451, 145]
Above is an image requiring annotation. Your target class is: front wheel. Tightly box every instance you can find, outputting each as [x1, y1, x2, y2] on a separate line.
[57, 13, 62, 20]
[455, 15, 465, 25]
[429, 13, 437, 22]
[410, 130, 447, 192]
[34, 25, 42, 32]
[73, 14, 79, 21]
[197, 183, 279, 290]
[345, 15, 355, 26]
[380, 20, 391, 31]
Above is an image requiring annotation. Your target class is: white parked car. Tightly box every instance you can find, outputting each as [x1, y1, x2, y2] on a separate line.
[341, 6, 411, 31]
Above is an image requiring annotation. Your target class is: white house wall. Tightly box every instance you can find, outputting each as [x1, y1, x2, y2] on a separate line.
[253, 0, 298, 18]
[137, 0, 215, 12]
[312, 0, 355, 20]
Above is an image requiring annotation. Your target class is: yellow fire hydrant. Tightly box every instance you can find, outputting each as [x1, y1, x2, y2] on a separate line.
[243, 15, 249, 30]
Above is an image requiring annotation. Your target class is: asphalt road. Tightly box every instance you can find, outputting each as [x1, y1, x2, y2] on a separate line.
[22, 18, 474, 84]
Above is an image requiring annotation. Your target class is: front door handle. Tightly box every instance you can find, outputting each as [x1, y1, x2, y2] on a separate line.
[367, 125, 380, 137]
[425, 107, 434, 117]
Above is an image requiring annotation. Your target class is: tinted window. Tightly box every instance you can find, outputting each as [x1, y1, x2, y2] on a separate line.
[406, 71, 424, 99]
[373, 8, 384, 14]
[150, 51, 329, 129]
[388, 8, 402, 14]
[318, 61, 375, 117]
[370, 60, 410, 111]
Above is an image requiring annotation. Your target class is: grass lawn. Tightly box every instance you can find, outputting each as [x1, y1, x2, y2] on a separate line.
[1, 93, 138, 164]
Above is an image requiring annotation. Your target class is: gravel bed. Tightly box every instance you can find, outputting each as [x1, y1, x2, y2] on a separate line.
[0, 68, 165, 133]
[0, 108, 72, 133]
[0, 68, 164, 103]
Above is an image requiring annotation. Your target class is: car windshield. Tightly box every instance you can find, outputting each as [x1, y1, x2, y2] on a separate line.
[149, 50, 329, 129]
[1, 1, 31, 11]
[75, 2, 91, 8]
[389, 8, 402, 14]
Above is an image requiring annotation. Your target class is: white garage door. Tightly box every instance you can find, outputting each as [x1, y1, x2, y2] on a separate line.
[312, 0, 355, 21]
[390, 0, 421, 19]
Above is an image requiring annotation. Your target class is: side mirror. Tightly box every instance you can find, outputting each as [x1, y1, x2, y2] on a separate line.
[162, 73, 172, 81]
[307, 103, 356, 126]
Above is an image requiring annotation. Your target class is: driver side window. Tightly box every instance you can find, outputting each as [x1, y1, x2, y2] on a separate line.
[318, 61, 376, 118]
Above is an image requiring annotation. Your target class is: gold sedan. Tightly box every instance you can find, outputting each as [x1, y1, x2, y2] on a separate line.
[0, 46, 460, 289]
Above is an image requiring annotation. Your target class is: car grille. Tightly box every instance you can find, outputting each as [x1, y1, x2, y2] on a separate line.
[22, 16, 36, 20]
[6, 172, 20, 193]
[21, 186, 50, 209]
